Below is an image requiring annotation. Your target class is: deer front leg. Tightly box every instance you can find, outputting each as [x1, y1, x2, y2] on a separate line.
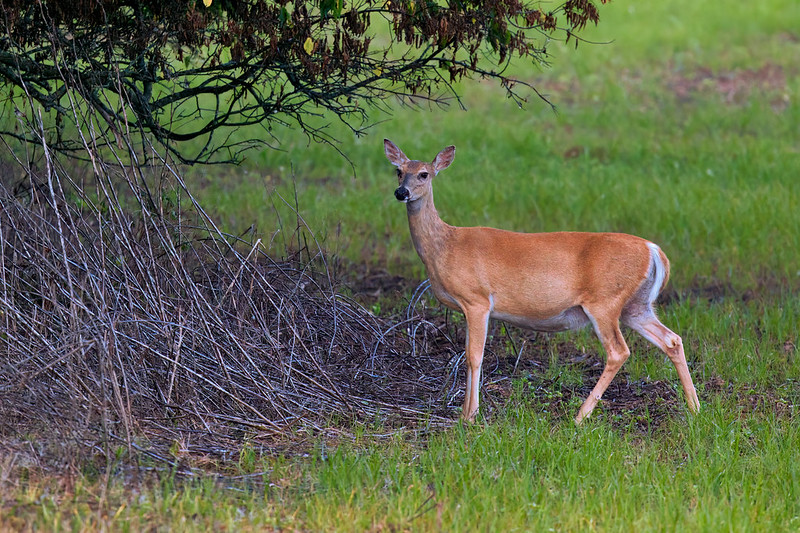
[461, 305, 491, 422]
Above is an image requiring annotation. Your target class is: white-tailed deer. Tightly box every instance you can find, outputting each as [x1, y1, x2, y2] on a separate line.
[384, 139, 700, 424]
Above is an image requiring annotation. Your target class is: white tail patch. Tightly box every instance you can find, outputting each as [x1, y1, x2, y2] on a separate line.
[646, 242, 666, 306]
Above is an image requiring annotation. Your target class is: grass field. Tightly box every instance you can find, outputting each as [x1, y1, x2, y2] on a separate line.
[2, 0, 800, 530]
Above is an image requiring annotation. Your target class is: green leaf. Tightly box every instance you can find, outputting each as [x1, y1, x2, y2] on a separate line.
[320, 0, 343, 19]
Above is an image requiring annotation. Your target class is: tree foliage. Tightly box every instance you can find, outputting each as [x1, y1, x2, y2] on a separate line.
[0, 0, 605, 164]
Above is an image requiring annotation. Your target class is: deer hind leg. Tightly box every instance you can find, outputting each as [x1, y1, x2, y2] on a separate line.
[622, 307, 700, 414]
[461, 305, 491, 422]
[575, 307, 631, 424]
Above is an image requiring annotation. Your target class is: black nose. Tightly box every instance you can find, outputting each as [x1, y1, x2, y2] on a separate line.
[394, 187, 410, 201]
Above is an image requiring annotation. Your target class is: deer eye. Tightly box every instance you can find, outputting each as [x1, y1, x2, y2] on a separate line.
[396, 168, 402, 177]
[419, 172, 429, 180]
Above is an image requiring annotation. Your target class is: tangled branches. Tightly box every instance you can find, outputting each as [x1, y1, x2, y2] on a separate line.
[0, 0, 606, 164]
[0, 140, 473, 463]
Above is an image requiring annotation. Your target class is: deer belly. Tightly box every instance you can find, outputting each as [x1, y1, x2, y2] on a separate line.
[491, 306, 590, 332]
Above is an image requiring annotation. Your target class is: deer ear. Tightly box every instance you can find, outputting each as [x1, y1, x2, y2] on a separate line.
[433, 145, 455, 174]
[384, 139, 409, 166]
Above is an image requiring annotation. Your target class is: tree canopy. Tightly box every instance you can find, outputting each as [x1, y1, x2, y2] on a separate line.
[0, 0, 605, 164]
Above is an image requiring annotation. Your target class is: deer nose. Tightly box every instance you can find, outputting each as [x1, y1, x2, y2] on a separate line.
[394, 187, 410, 202]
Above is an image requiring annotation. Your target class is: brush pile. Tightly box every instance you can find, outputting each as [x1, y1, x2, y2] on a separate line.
[0, 146, 467, 464]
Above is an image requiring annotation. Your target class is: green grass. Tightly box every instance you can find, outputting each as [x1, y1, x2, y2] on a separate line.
[294, 408, 800, 531]
[3, 0, 800, 530]
[4, 386, 799, 531]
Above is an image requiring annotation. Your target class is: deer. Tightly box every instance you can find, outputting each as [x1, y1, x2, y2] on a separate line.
[384, 139, 700, 424]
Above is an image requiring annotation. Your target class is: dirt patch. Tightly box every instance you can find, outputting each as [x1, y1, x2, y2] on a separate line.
[476, 329, 689, 429]
[668, 63, 791, 111]
[337, 263, 421, 301]
[530, 61, 794, 113]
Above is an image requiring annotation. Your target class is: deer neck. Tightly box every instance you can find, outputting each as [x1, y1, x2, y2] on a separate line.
[405, 191, 451, 269]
